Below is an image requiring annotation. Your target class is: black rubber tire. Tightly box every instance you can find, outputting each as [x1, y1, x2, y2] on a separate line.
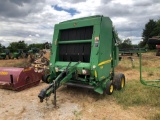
[113, 73, 125, 90]
[42, 75, 50, 83]
[105, 81, 114, 95]
[41, 75, 45, 82]
[156, 50, 160, 56]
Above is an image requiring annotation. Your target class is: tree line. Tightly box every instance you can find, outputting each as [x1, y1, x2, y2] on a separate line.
[140, 19, 160, 49]
[119, 19, 160, 49]
[0, 41, 51, 52]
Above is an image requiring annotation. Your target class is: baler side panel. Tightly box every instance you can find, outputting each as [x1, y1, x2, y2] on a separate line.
[97, 17, 112, 80]
[90, 24, 101, 78]
[49, 27, 59, 78]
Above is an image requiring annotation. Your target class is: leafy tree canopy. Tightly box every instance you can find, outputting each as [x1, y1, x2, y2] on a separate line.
[7, 41, 28, 52]
[118, 38, 133, 49]
[5, 41, 50, 52]
[28, 43, 45, 50]
[141, 19, 160, 49]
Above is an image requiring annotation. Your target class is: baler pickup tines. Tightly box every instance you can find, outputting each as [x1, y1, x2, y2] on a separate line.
[38, 61, 80, 106]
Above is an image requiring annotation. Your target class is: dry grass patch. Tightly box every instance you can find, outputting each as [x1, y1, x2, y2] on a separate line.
[0, 59, 31, 67]
[114, 52, 160, 119]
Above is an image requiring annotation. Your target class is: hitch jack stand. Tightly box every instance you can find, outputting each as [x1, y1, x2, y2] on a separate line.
[53, 81, 56, 107]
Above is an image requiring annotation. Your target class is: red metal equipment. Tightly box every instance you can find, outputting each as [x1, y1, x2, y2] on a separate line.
[156, 45, 160, 56]
[0, 67, 43, 91]
[148, 36, 160, 56]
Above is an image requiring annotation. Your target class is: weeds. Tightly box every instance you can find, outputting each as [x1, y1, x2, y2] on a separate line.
[0, 59, 30, 67]
[73, 110, 82, 120]
[149, 113, 160, 120]
[114, 52, 160, 119]
[113, 80, 160, 107]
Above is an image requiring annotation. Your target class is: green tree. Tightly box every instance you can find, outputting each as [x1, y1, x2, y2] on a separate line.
[123, 38, 132, 45]
[0, 43, 2, 49]
[112, 26, 122, 44]
[0, 43, 6, 52]
[138, 41, 146, 48]
[28, 43, 45, 50]
[0, 43, 3, 52]
[142, 19, 157, 49]
[152, 19, 160, 36]
[118, 38, 133, 49]
[7, 41, 28, 52]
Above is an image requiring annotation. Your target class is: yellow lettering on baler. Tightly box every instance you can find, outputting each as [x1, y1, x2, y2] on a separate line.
[101, 76, 105, 79]
[0, 71, 8, 75]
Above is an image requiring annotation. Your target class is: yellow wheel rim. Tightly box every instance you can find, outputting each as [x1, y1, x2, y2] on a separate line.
[121, 78, 125, 88]
[47, 77, 50, 83]
[110, 85, 114, 93]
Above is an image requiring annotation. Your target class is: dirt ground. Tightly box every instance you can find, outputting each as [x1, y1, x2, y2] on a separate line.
[0, 53, 159, 120]
[0, 83, 151, 120]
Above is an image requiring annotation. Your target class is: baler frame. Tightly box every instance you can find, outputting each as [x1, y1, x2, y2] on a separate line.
[139, 36, 160, 88]
[38, 15, 126, 106]
[139, 53, 160, 88]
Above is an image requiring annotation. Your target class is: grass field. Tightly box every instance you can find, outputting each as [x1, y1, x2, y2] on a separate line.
[0, 52, 159, 120]
[114, 52, 160, 120]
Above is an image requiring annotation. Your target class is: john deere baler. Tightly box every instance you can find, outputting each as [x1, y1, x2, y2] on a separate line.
[38, 15, 125, 105]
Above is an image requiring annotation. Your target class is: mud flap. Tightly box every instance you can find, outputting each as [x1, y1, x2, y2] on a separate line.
[94, 86, 104, 94]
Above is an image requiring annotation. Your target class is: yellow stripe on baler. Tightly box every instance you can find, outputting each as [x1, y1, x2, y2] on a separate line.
[94, 70, 97, 78]
[98, 59, 112, 66]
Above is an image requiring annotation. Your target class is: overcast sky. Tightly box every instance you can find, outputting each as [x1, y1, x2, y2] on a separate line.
[0, 0, 160, 46]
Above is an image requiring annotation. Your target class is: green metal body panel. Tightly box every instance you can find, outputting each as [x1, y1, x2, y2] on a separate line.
[12, 49, 23, 59]
[28, 48, 40, 54]
[0, 49, 11, 59]
[49, 15, 119, 94]
[119, 48, 147, 56]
